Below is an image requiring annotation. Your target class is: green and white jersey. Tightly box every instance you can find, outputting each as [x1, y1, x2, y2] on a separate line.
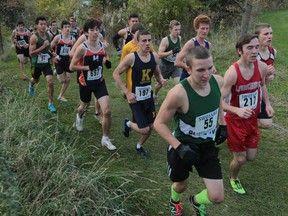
[173, 76, 220, 144]
[32, 32, 51, 68]
[162, 35, 181, 65]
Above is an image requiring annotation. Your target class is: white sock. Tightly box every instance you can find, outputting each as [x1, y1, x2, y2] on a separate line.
[126, 121, 131, 128]
[102, 136, 108, 140]
[136, 143, 142, 149]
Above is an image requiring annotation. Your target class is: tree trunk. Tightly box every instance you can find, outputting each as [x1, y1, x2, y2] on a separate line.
[240, 0, 253, 35]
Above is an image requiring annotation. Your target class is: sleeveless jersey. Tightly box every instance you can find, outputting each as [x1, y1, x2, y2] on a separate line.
[192, 37, 210, 49]
[174, 76, 220, 144]
[54, 34, 73, 63]
[162, 35, 181, 65]
[32, 32, 51, 68]
[78, 41, 105, 86]
[180, 37, 210, 80]
[124, 28, 133, 44]
[70, 26, 79, 40]
[49, 29, 60, 41]
[15, 28, 30, 49]
[226, 61, 262, 119]
[126, 52, 156, 101]
[257, 46, 275, 66]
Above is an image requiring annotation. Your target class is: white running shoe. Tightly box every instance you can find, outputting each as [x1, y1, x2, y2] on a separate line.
[75, 114, 84, 132]
[101, 137, 116, 150]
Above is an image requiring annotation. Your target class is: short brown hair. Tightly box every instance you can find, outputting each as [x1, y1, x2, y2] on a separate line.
[254, 23, 271, 35]
[169, 20, 181, 29]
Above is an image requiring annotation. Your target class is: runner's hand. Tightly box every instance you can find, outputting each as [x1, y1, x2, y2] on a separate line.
[215, 125, 228, 145]
[89, 61, 99, 71]
[176, 143, 200, 164]
[105, 60, 112, 69]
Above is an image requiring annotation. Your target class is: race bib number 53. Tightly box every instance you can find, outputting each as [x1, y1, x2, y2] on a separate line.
[87, 66, 102, 80]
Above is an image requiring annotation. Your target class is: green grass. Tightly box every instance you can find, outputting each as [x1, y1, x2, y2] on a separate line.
[1, 8, 288, 215]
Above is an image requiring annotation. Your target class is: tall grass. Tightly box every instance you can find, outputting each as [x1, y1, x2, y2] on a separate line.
[0, 89, 152, 215]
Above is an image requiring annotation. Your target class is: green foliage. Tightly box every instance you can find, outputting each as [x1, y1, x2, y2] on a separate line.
[127, 0, 204, 39]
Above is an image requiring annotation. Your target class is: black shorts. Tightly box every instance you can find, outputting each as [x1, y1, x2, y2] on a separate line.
[129, 97, 156, 128]
[79, 80, 109, 103]
[16, 47, 30, 58]
[167, 141, 222, 182]
[55, 61, 71, 75]
[257, 100, 272, 119]
[32, 64, 53, 79]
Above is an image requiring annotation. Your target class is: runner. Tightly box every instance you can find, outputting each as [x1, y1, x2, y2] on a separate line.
[50, 20, 76, 102]
[153, 20, 182, 106]
[255, 23, 277, 129]
[112, 13, 139, 56]
[69, 18, 116, 150]
[221, 34, 274, 194]
[113, 29, 167, 157]
[29, 16, 57, 112]
[175, 15, 216, 81]
[155, 46, 227, 216]
[69, 17, 80, 40]
[11, 20, 31, 81]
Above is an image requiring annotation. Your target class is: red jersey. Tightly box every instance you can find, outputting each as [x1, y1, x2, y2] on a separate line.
[78, 41, 105, 86]
[257, 46, 275, 66]
[226, 61, 262, 119]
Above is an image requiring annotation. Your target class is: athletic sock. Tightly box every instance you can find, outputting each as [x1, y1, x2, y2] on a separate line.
[136, 143, 142, 149]
[126, 120, 131, 128]
[171, 185, 182, 202]
[194, 189, 212, 205]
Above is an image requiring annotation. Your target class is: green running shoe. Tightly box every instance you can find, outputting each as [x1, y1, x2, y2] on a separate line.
[190, 195, 207, 216]
[230, 178, 246, 194]
[169, 198, 184, 216]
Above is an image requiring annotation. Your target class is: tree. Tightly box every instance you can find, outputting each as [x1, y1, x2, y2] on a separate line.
[240, 0, 253, 35]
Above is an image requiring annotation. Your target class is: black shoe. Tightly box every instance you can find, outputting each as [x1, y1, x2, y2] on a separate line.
[135, 146, 150, 158]
[121, 118, 130, 137]
[170, 198, 184, 216]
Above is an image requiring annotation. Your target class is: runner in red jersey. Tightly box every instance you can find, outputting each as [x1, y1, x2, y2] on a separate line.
[221, 34, 274, 195]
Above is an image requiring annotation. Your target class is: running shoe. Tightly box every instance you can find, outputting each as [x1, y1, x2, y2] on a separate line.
[48, 103, 57, 113]
[230, 178, 246, 194]
[29, 84, 34, 96]
[22, 74, 27, 81]
[75, 113, 84, 132]
[121, 118, 130, 138]
[58, 96, 68, 102]
[135, 145, 150, 158]
[190, 194, 207, 216]
[94, 113, 103, 124]
[153, 95, 159, 106]
[170, 198, 184, 216]
[101, 137, 117, 150]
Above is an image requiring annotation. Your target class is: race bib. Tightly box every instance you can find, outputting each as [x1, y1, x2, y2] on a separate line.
[59, 45, 71, 56]
[18, 40, 26, 47]
[87, 66, 102, 80]
[179, 109, 219, 139]
[239, 90, 258, 109]
[135, 85, 152, 101]
[165, 53, 177, 63]
[37, 53, 50, 63]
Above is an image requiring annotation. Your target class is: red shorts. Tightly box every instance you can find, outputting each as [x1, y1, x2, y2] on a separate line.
[225, 115, 260, 152]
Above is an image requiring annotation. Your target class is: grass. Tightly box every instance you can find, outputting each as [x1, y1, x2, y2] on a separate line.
[1, 8, 288, 215]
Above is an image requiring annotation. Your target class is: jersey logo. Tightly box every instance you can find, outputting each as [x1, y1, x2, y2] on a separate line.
[141, 69, 151, 82]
